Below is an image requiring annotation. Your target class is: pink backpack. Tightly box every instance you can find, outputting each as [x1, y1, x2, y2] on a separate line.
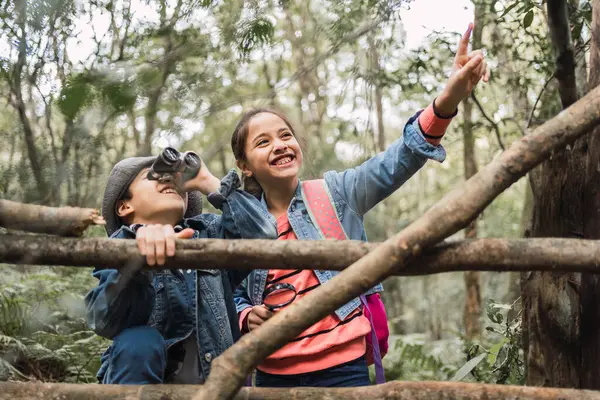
[301, 179, 389, 384]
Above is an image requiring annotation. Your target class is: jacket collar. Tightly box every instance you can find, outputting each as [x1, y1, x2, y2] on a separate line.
[259, 180, 303, 211]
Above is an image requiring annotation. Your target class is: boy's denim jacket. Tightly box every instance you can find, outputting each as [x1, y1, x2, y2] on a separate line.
[234, 112, 446, 321]
[85, 170, 276, 382]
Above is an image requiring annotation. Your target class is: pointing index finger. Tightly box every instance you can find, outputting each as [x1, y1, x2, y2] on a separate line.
[457, 23, 473, 58]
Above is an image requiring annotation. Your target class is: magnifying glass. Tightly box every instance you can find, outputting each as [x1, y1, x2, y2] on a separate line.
[262, 283, 297, 311]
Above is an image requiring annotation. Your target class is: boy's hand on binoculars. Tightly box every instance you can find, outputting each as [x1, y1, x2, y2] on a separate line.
[247, 305, 274, 331]
[136, 224, 195, 266]
[182, 158, 221, 195]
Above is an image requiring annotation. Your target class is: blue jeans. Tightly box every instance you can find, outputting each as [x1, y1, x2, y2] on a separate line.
[255, 356, 370, 387]
[102, 326, 166, 384]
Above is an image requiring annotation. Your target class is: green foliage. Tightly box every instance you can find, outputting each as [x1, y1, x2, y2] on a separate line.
[456, 299, 524, 385]
[0, 267, 108, 383]
[329, 0, 404, 39]
[379, 299, 524, 385]
[236, 16, 275, 57]
[57, 74, 95, 120]
[523, 9, 534, 29]
[375, 335, 463, 382]
[58, 71, 137, 119]
[390, 340, 458, 381]
[0, 291, 30, 338]
[98, 78, 137, 114]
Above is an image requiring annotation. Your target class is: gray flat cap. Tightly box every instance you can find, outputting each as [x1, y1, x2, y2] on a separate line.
[102, 156, 202, 236]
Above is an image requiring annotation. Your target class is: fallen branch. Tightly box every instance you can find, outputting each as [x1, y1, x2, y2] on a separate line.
[3, 235, 600, 275]
[197, 83, 600, 399]
[0, 200, 105, 237]
[2, 381, 600, 400]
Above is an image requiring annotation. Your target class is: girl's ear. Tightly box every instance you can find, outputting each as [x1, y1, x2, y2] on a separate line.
[117, 199, 134, 218]
[236, 159, 253, 178]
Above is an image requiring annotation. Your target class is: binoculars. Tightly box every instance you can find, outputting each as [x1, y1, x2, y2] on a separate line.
[147, 147, 201, 183]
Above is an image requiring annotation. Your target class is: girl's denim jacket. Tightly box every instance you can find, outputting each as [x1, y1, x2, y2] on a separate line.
[84, 170, 276, 382]
[233, 111, 446, 321]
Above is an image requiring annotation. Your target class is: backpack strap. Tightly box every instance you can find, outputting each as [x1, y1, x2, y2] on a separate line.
[360, 294, 386, 384]
[300, 179, 348, 241]
[301, 179, 386, 384]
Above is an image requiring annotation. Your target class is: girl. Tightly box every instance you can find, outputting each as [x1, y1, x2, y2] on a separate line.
[232, 23, 489, 387]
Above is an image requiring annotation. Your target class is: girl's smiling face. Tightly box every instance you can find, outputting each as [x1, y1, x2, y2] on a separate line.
[237, 112, 303, 187]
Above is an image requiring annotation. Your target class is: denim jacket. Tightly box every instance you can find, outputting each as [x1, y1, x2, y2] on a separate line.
[85, 170, 276, 382]
[234, 111, 446, 321]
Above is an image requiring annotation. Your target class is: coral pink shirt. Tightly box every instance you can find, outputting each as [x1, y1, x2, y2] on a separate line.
[239, 213, 370, 375]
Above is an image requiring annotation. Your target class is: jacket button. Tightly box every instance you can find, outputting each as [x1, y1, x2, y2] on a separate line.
[204, 353, 212, 362]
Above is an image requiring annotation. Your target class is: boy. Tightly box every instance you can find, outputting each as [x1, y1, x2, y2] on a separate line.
[85, 155, 275, 384]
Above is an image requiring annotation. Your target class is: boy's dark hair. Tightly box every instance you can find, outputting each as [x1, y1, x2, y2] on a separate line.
[102, 156, 203, 236]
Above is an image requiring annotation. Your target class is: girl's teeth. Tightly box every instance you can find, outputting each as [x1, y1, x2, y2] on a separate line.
[276, 157, 291, 165]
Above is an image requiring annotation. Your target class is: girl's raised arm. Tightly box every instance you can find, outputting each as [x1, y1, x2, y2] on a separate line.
[325, 23, 489, 216]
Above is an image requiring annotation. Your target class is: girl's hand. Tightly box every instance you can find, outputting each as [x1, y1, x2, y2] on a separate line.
[136, 224, 195, 266]
[247, 305, 274, 331]
[436, 23, 490, 115]
[182, 158, 221, 195]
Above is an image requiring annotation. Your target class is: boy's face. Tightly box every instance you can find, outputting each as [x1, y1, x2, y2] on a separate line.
[117, 168, 188, 226]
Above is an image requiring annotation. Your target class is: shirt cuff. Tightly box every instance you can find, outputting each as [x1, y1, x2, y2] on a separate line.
[206, 169, 242, 209]
[239, 306, 253, 334]
[417, 99, 457, 146]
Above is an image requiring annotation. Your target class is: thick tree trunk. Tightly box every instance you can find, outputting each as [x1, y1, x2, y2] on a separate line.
[580, 0, 600, 389]
[463, 93, 481, 338]
[547, 0, 578, 108]
[368, 32, 386, 152]
[13, 1, 48, 198]
[462, 1, 485, 340]
[140, 10, 175, 156]
[6, 235, 600, 274]
[505, 181, 534, 304]
[523, 0, 583, 387]
[0, 200, 104, 236]
[2, 381, 600, 400]
[195, 87, 600, 400]
[142, 88, 161, 156]
[571, 0, 589, 98]
[463, 94, 481, 339]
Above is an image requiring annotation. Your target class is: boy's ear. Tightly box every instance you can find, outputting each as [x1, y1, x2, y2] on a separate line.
[236, 159, 253, 178]
[116, 199, 134, 219]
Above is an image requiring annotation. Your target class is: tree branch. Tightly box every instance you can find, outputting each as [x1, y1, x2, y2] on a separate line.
[196, 85, 600, 400]
[0, 200, 105, 237]
[527, 73, 555, 128]
[2, 381, 600, 400]
[500, 118, 526, 137]
[4, 235, 600, 275]
[470, 92, 505, 150]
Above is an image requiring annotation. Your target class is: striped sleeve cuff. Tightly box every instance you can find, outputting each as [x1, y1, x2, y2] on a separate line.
[417, 99, 457, 146]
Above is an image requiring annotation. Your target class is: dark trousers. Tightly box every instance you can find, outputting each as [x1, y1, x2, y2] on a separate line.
[102, 326, 166, 384]
[255, 356, 370, 388]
